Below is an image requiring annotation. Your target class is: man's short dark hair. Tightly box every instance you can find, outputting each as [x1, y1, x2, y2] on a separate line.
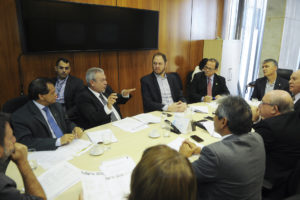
[28, 78, 54, 100]
[199, 58, 208, 71]
[207, 58, 219, 69]
[0, 112, 10, 146]
[215, 96, 252, 135]
[263, 58, 278, 67]
[56, 58, 70, 66]
[152, 52, 167, 63]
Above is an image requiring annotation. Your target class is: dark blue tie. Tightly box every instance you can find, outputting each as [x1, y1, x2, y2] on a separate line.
[42, 107, 64, 138]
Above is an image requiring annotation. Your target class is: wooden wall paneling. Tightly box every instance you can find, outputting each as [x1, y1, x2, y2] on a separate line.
[0, 0, 23, 108]
[72, 52, 100, 84]
[216, 0, 224, 38]
[158, 0, 193, 92]
[116, 0, 159, 117]
[100, 52, 119, 93]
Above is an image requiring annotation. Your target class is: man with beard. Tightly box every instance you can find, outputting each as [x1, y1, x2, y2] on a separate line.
[0, 112, 46, 200]
[140, 52, 187, 113]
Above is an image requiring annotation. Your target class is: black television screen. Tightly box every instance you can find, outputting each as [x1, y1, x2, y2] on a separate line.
[15, 0, 159, 53]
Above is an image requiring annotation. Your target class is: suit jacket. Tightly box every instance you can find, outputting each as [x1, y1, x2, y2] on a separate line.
[192, 133, 265, 200]
[11, 101, 75, 151]
[251, 75, 289, 101]
[140, 72, 186, 113]
[189, 72, 230, 103]
[52, 75, 84, 118]
[75, 86, 130, 129]
[253, 111, 300, 194]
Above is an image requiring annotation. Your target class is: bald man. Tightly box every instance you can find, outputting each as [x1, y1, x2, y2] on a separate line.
[252, 90, 300, 200]
[289, 69, 300, 112]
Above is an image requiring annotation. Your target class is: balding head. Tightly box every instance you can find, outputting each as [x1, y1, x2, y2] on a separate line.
[289, 70, 300, 95]
[259, 90, 294, 119]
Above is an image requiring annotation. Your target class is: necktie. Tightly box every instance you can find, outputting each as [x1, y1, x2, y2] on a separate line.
[42, 107, 64, 138]
[207, 78, 212, 96]
[99, 93, 118, 122]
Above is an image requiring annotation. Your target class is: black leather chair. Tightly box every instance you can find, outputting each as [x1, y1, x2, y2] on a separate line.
[277, 68, 293, 81]
[2, 95, 29, 113]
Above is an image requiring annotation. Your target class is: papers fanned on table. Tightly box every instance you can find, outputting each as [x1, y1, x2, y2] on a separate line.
[86, 129, 118, 144]
[133, 113, 161, 124]
[28, 139, 92, 169]
[168, 137, 204, 152]
[112, 117, 148, 133]
[202, 121, 222, 138]
[38, 162, 80, 200]
[81, 156, 136, 200]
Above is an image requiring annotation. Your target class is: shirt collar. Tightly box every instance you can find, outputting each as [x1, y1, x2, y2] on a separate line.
[32, 100, 46, 110]
[207, 74, 214, 81]
[88, 87, 102, 98]
[57, 75, 69, 82]
[154, 73, 167, 79]
[221, 133, 232, 140]
[295, 93, 300, 103]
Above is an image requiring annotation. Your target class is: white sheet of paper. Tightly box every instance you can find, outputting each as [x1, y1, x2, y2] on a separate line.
[202, 121, 222, 138]
[86, 129, 118, 144]
[112, 117, 148, 133]
[133, 113, 161, 124]
[38, 162, 80, 200]
[172, 115, 190, 134]
[28, 139, 91, 169]
[99, 156, 136, 177]
[189, 105, 209, 113]
[168, 136, 204, 152]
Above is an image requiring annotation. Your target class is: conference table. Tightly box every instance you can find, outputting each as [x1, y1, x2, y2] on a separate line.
[6, 102, 220, 200]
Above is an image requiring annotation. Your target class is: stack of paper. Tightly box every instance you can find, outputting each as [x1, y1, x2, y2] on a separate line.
[28, 139, 92, 169]
[112, 117, 148, 133]
[38, 162, 81, 200]
[133, 113, 161, 124]
[202, 121, 222, 138]
[190, 105, 209, 113]
[81, 157, 136, 200]
[168, 136, 204, 152]
[86, 129, 118, 144]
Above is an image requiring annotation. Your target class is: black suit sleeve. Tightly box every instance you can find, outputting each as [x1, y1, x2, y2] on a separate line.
[217, 76, 230, 95]
[189, 73, 206, 103]
[253, 120, 274, 152]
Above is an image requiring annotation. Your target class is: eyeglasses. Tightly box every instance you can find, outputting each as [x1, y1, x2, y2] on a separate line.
[203, 66, 215, 71]
[259, 101, 275, 106]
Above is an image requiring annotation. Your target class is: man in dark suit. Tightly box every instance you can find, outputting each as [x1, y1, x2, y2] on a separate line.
[251, 59, 289, 101]
[52, 58, 84, 119]
[179, 96, 265, 200]
[289, 69, 300, 112]
[252, 90, 300, 199]
[11, 78, 84, 151]
[140, 52, 187, 113]
[76, 67, 135, 129]
[189, 58, 230, 103]
[0, 112, 46, 200]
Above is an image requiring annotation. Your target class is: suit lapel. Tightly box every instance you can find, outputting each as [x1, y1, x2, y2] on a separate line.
[64, 76, 71, 100]
[274, 76, 282, 89]
[28, 101, 53, 137]
[260, 77, 267, 97]
[151, 72, 162, 102]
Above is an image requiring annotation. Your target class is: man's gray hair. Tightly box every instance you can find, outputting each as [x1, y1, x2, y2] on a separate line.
[86, 67, 104, 86]
[215, 96, 252, 135]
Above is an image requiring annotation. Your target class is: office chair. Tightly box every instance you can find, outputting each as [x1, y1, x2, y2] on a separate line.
[2, 95, 29, 113]
[277, 68, 293, 81]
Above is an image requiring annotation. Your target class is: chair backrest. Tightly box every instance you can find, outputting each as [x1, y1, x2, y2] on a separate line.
[2, 95, 29, 113]
[277, 68, 293, 81]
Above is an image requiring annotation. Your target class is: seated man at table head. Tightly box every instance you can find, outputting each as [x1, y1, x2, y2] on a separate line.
[251, 58, 289, 101]
[53, 57, 84, 120]
[180, 96, 265, 200]
[76, 67, 135, 129]
[128, 144, 197, 200]
[189, 58, 230, 103]
[140, 52, 187, 113]
[252, 90, 300, 199]
[0, 112, 46, 200]
[11, 78, 84, 151]
[289, 69, 300, 112]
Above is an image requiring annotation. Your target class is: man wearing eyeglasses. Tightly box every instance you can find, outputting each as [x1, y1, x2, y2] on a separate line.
[251, 59, 289, 101]
[52, 58, 84, 121]
[189, 58, 229, 103]
[252, 90, 300, 199]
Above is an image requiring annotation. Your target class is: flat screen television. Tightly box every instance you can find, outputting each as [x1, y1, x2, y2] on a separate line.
[15, 0, 159, 54]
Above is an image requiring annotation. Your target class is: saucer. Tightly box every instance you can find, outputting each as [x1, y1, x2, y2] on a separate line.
[89, 145, 104, 156]
[148, 130, 160, 138]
